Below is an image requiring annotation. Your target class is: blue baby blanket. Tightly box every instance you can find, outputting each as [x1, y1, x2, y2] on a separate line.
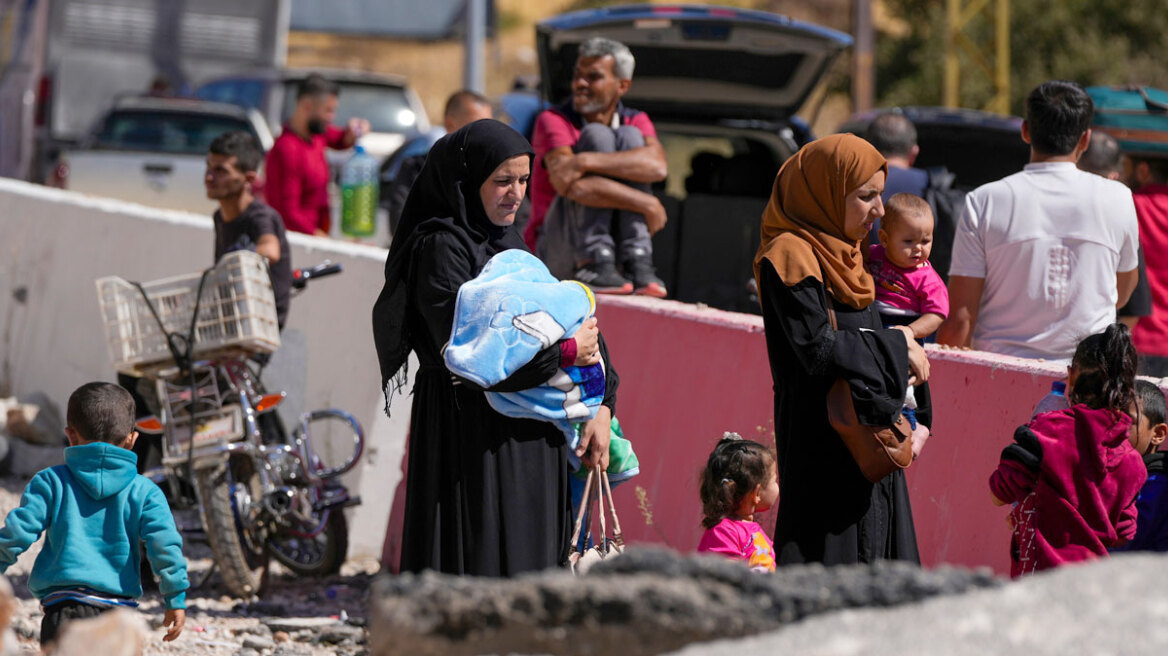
[444, 250, 637, 481]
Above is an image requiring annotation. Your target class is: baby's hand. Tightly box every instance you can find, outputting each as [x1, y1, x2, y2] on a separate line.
[163, 608, 185, 642]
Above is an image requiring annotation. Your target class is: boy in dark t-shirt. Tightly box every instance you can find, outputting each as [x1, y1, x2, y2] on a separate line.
[205, 131, 292, 328]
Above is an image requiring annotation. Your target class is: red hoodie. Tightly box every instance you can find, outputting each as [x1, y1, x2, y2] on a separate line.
[989, 405, 1145, 578]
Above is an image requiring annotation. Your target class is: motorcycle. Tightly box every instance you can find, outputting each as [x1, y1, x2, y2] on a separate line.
[98, 255, 364, 597]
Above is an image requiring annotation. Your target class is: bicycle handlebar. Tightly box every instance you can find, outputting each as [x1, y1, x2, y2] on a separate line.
[292, 261, 343, 290]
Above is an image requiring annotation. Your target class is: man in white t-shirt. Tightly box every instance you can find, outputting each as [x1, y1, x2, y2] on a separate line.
[938, 80, 1139, 360]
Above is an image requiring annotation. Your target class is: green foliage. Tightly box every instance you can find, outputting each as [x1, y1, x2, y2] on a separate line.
[878, 0, 1168, 115]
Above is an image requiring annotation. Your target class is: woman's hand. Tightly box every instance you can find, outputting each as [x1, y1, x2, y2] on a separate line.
[577, 405, 612, 470]
[893, 325, 930, 385]
[573, 317, 601, 366]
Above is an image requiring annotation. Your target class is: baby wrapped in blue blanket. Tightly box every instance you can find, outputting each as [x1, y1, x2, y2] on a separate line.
[444, 249, 638, 482]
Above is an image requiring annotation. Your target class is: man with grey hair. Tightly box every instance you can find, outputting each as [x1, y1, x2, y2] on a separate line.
[1079, 130, 1122, 179]
[527, 37, 669, 296]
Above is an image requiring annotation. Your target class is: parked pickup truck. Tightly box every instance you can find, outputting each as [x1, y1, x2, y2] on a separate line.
[58, 97, 274, 214]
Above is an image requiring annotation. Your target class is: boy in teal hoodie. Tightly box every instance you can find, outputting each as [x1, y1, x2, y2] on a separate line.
[0, 382, 187, 646]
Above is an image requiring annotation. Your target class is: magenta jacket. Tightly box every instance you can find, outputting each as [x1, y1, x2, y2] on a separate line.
[989, 404, 1145, 578]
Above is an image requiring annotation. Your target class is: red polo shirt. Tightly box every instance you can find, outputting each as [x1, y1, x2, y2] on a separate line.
[264, 124, 348, 235]
[526, 104, 657, 251]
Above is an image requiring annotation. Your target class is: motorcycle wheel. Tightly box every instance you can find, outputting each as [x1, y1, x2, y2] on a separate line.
[194, 456, 269, 597]
[268, 504, 348, 577]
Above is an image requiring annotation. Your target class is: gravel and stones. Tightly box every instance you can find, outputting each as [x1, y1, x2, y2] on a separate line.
[0, 476, 373, 655]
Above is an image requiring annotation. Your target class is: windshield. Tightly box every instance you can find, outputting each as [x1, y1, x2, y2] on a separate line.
[281, 81, 418, 134]
[94, 111, 256, 155]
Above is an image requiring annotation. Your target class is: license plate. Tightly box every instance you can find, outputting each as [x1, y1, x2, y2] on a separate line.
[171, 405, 244, 446]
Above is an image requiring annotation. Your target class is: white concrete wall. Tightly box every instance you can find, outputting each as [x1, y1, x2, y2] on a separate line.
[0, 178, 412, 562]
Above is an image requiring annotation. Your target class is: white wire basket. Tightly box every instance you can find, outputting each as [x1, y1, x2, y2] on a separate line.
[96, 251, 281, 372]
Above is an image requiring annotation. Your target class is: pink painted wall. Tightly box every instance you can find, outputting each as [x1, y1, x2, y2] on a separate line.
[593, 296, 1069, 575]
[382, 294, 1079, 576]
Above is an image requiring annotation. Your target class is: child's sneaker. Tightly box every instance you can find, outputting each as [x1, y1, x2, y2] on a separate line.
[575, 248, 633, 294]
[623, 248, 667, 298]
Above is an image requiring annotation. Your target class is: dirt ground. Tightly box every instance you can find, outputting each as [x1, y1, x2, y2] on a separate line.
[0, 477, 376, 655]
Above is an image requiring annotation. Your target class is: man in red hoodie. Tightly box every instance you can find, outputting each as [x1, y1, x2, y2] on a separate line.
[264, 74, 370, 236]
[1122, 155, 1168, 375]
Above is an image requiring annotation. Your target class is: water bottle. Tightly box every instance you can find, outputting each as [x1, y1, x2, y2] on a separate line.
[1032, 380, 1069, 417]
[341, 144, 379, 238]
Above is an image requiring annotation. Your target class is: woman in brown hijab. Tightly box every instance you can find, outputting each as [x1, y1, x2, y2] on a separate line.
[754, 134, 930, 566]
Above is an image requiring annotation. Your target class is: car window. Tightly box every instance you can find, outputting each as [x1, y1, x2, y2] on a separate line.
[657, 132, 783, 200]
[281, 81, 418, 134]
[95, 111, 257, 155]
[195, 80, 266, 110]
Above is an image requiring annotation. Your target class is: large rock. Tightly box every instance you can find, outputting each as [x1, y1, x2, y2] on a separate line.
[675, 553, 1168, 656]
[52, 608, 147, 656]
[368, 547, 997, 656]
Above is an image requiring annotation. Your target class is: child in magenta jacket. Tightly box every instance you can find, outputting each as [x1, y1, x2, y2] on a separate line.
[990, 323, 1146, 578]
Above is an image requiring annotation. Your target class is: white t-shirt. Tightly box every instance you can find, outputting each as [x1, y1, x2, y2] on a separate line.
[949, 161, 1139, 360]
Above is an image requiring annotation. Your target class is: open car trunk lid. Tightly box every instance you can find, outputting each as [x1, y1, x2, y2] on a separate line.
[537, 4, 851, 123]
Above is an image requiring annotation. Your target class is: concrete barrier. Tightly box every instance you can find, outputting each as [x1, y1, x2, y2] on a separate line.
[4, 178, 1145, 576]
[0, 178, 412, 561]
[591, 295, 1074, 576]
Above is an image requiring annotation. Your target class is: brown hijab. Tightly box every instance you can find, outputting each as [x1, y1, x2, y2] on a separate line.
[753, 133, 887, 310]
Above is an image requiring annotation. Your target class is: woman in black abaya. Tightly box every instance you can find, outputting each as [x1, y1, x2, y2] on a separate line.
[754, 134, 930, 565]
[372, 119, 617, 576]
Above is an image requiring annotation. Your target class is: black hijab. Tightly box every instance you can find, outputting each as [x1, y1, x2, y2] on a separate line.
[372, 119, 533, 413]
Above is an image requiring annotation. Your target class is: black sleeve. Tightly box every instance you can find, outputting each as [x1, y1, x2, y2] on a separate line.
[411, 233, 475, 356]
[496, 331, 619, 410]
[412, 233, 561, 393]
[249, 207, 280, 243]
[1000, 425, 1044, 472]
[486, 346, 562, 393]
[760, 260, 908, 426]
[387, 156, 425, 232]
[1119, 247, 1152, 318]
[600, 333, 618, 415]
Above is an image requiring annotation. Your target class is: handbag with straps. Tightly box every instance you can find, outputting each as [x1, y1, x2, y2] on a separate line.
[567, 465, 625, 575]
[820, 278, 913, 483]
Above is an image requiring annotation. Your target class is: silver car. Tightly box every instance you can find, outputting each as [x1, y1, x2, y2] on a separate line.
[59, 96, 273, 214]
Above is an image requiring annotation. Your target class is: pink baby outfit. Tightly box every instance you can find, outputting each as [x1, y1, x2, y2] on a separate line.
[989, 405, 1145, 578]
[697, 518, 776, 572]
[867, 244, 949, 319]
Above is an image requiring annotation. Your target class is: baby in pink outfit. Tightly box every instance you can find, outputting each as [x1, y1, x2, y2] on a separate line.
[867, 193, 949, 340]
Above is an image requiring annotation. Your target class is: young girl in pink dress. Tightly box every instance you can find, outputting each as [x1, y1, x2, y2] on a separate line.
[697, 434, 779, 572]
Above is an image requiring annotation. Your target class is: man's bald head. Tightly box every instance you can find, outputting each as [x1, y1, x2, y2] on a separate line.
[444, 90, 493, 133]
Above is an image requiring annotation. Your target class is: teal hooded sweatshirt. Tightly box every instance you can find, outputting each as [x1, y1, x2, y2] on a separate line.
[0, 443, 188, 609]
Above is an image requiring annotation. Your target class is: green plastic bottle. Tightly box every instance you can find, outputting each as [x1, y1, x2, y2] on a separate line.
[340, 145, 379, 237]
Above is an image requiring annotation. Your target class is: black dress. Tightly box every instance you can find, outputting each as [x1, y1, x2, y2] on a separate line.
[398, 231, 580, 576]
[373, 120, 619, 576]
[759, 260, 920, 565]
